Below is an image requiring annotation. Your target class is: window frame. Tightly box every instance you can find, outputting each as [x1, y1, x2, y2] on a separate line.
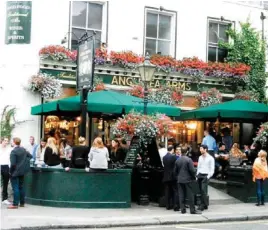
[206, 17, 235, 62]
[69, 1, 108, 49]
[143, 7, 177, 57]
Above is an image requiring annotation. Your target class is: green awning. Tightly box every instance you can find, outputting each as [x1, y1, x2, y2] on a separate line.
[180, 100, 268, 120]
[31, 90, 181, 117]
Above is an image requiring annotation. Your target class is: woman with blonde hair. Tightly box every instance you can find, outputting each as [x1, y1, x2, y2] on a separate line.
[44, 137, 62, 168]
[253, 150, 268, 206]
[230, 143, 247, 159]
[88, 137, 109, 171]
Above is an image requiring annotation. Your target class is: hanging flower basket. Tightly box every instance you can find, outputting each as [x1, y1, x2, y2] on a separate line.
[27, 73, 62, 99]
[254, 122, 268, 146]
[128, 84, 145, 98]
[39, 45, 77, 62]
[196, 88, 222, 107]
[112, 111, 174, 147]
[93, 76, 105, 91]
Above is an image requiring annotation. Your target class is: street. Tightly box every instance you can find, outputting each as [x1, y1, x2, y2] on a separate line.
[56, 220, 268, 230]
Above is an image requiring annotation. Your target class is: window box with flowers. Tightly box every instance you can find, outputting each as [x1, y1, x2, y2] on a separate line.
[234, 91, 258, 102]
[196, 88, 222, 107]
[39, 45, 77, 66]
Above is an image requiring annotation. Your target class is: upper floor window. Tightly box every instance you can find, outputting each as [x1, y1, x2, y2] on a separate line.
[207, 19, 232, 62]
[144, 8, 176, 57]
[238, 1, 268, 9]
[71, 1, 107, 49]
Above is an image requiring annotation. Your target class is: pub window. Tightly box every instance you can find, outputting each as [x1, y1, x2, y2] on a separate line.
[70, 1, 108, 50]
[144, 8, 176, 57]
[207, 19, 232, 62]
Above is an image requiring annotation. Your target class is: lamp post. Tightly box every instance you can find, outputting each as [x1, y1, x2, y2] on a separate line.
[137, 53, 156, 115]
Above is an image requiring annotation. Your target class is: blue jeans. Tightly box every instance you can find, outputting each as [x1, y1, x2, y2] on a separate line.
[10, 176, 25, 206]
[256, 179, 265, 203]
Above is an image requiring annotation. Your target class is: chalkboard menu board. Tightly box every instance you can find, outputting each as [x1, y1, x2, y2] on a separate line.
[124, 137, 140, 167]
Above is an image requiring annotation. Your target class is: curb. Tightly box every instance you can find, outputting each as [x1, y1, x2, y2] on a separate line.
[3, 214, 268, 230]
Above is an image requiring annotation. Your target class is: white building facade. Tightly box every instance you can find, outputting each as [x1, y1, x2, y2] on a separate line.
[0, 0, 267, 144]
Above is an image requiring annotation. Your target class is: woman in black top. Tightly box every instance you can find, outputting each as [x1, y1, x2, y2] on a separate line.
[69, 137, 90, 169]
[110, 139, 126, 163]
[44, 137, 62, 167]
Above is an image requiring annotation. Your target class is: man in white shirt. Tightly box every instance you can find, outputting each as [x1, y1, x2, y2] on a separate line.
[0, 137, 12, 205]
[196, 144, 215, 211]
[158, 142, 167, 167]
[25, 136, 38, 161]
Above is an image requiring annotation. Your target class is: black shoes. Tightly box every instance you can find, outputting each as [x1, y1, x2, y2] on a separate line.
[181, 209, 186, 214]
[191, 210, 202, 214]
[198, 205, 208, 211]
[174, 208, 180, 212]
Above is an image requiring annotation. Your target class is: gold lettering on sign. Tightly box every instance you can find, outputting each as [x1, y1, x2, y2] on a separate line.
[110, 76, 192, 91]
[111, 76, 119, 85]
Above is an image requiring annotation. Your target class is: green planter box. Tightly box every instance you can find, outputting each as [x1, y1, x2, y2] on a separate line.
[24, 168, 132, 208]
[226, 166, 268, 203]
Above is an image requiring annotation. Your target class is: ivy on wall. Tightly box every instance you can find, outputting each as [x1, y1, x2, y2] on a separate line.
[0, 106, 27, 139]
[219, 21, 266, 102]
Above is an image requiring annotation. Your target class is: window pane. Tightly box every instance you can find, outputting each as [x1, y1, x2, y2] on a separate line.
[157, 40, 170, 56]
[71, 29, 102, 49]
[87, 3, 103, 30]
[208, 47, 217, 62]
[209, 22, 218, 43]
[218, 48, 228, 62]
[72, 1, 87, 28]
[146, 13, 157, 38]
[219, 24, 229, 42]
[145, 39, 156, 55]
[158, 15, 171, 40]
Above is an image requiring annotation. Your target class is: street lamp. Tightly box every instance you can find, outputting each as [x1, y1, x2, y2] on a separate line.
[137, 53, 156, 115]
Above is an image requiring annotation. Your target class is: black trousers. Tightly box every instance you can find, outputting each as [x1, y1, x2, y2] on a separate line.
[178, 182, 195, 213]
[198, 175, 209, 208]
[164, 181, 176, 209]
[1, 165, 10, 201]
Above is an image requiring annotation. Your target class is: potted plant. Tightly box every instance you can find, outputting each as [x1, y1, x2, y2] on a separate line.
[196, 88, 222, 107]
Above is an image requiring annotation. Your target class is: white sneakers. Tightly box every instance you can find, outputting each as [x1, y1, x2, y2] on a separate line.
[2, 200, 11, 205]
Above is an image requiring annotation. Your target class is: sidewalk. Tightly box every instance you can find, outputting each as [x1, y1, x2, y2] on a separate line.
[1, 187, 268, 230]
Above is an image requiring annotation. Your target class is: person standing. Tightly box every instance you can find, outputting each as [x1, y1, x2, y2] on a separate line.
[44, 137, 62, 168]
[174, 147, 201, 214]
[252, 150, 268, 206]
[202, 130, 216, 157]
[196, 145, 215, 211]
[0, 137, 12, 205]
[26, 136, 38, 161]
[8, 137, 32, 209]
[162, 145, 177, 210]
[158, 142, 167, 166]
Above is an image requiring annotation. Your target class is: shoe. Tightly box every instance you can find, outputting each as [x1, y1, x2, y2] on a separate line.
[191, 210, 202, 214]
[7, 205, 18, 209]
[166, 207, 172, 210]
[204, 205, 208, 210]
[197, 206, 204, 211]
[256, 203, 261, 206]
[174, 208, 180, 212]
[2, 200, 11, 205]
[181, 209, 186, 214]
[20, 204, 25, 207]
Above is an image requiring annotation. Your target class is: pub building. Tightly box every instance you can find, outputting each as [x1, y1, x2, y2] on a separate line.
[39, 58, 246, 147]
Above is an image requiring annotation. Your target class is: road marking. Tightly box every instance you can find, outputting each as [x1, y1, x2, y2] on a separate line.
[176, 227, 214, 230]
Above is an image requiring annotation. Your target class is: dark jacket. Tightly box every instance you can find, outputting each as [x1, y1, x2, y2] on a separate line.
[71, 145, 90, 168]
[44, 147, 61, 166]
[110, 147, 127, 163]
[10, 146, 32, 177]
[174, 155, 196, 184]
[162, 153, 177, 182]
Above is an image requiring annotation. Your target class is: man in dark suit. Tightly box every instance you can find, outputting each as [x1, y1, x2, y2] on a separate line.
[162, 145, 177, 210]
[174, 147, 201, 214]
[8, 137, 32, 209]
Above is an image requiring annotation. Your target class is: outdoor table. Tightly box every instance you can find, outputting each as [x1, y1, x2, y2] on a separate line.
[24, 167, 132, 208]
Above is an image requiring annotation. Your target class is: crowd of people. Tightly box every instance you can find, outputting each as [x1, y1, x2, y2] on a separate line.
[159, 130, 268, 214]
[0, 135, 129, 209]
[1, 129, 268, 211]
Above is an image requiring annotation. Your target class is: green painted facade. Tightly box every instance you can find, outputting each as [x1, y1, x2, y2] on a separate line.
[24, 168, 132, 208]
